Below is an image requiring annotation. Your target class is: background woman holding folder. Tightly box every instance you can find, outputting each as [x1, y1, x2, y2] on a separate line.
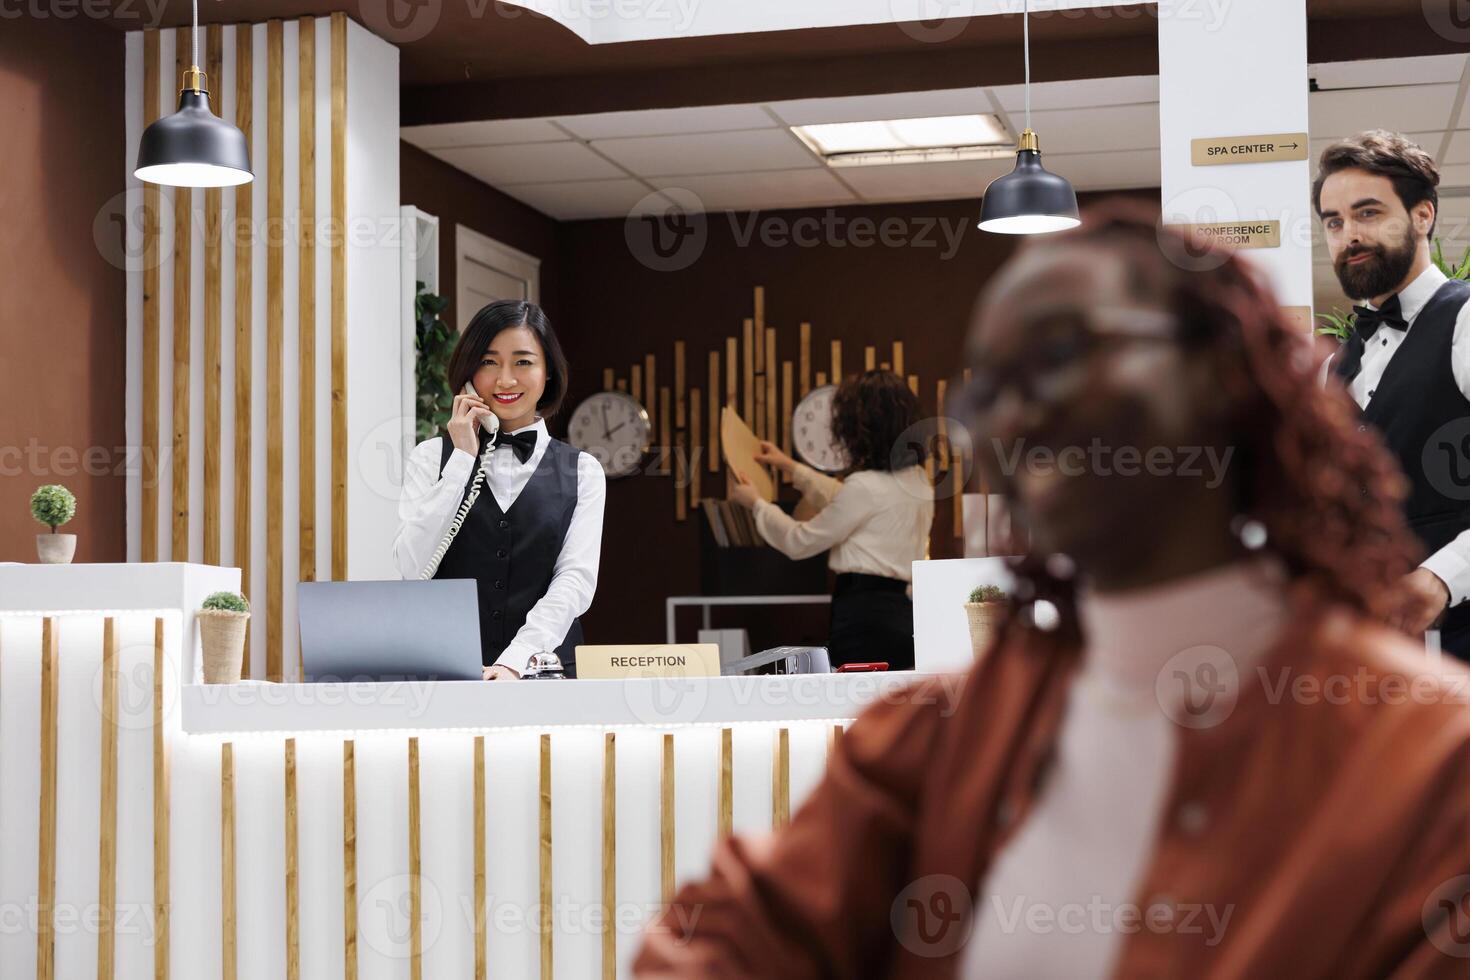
[729, 370, 934, 670]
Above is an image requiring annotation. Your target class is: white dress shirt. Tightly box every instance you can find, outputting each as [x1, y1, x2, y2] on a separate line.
[751, 461, 933, 582]
[390, 418, 607, 672]
[962, 560, 1287, 978]
[1332, 265, 1470, 605]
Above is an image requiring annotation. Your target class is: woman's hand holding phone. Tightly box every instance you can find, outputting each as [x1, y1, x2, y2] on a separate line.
[448, 383, 494, 456]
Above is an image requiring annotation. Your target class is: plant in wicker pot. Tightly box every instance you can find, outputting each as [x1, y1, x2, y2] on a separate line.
[199, 591, 250, 684]
[965, 585, 1007, 659]
[30, 485, 78, 564]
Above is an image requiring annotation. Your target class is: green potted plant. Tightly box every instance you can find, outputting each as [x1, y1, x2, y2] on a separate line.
[199, 591, 250, 683]
[415, 282, 456, 441]
[965, 584, 1007, 658]
[30, 485, 77, 564]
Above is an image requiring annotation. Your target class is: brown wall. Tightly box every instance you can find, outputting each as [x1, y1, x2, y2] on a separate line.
[554, 191, 1156, 646]
[0, 17, 126, 563]
[400, 141, 563, 327]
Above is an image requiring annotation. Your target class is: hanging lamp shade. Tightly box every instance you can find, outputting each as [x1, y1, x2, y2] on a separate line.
[135, 68, 253, 188]
[978, 129, 1079, 234]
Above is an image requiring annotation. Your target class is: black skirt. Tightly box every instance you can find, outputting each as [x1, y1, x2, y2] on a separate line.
[827, 572, 915, 671]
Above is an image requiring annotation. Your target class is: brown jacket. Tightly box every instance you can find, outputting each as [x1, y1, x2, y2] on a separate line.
[635, 584, 1470, 978]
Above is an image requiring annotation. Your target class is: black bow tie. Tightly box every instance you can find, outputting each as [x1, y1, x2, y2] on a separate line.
[493, 427, 538, 464]
[1334, 296, 1408, 382]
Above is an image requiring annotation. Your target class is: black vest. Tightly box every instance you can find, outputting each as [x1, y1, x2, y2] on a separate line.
[434, 434, 586, 674]
[1355, 279, 1470, 556]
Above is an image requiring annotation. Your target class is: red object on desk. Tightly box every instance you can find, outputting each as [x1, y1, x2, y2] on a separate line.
[835, 663, 889, 672]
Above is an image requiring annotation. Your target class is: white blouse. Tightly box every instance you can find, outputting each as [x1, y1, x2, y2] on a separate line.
[751, 462, 933, 582]
[390, 418, 607, 672]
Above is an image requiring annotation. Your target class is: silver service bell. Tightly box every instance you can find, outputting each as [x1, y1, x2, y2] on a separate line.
[523, 650, 566, 679]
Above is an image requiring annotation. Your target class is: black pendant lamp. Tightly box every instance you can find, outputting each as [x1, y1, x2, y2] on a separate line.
[978, 0, 1079, 235]
[134, 0, 252, 188]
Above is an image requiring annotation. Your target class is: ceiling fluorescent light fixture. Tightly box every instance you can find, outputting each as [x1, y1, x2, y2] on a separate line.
[792, 114, 1012, 168]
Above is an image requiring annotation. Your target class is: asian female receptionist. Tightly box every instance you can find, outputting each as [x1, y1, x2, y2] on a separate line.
[729, 370, 934, 670]
[392, 300, 606, 680]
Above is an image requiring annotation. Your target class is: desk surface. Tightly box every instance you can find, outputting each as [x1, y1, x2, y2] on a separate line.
[181, 670, 942, 734]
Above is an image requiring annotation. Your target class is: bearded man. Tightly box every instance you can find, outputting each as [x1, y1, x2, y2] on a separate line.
[1317, 130, 1470, 659]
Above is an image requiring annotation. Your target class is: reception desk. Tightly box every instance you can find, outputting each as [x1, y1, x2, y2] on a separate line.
[0, 564, 937, 980]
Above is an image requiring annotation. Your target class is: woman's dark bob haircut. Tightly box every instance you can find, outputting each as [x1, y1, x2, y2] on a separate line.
[831, 369, 927, 472]
[445, 300, 570, 419]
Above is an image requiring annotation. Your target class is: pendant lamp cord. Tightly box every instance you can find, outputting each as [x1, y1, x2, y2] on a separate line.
[1023, 0, 1031, 132]
[192, 0, 199, 67]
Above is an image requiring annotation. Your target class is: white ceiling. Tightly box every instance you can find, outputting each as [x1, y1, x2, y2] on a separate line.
[402, 53, 1470, 312]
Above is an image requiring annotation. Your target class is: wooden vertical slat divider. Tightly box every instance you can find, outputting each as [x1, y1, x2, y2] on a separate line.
[343, 740, 358, 980]
[690, 391, 702, 507]
[153, 617, 170, 980]
[865, 346, 876, 371]
[798, 322, 811, 398]
[754, 372, 765, 441]
[473, 736, 486, 980]
[955, 439, 966, 538]
[539, 734, 553, 980]
[644, 354, 657, 436]
[880, 362, 891, 372]
[265, 19, 284, 680]
[99, 618, 120, 980]
[674, 340, 686, 428]
[37, 618, 58, 980]
[765, 328, 777, 443]
[742, 320, 754, 426]
[893, 341, 905, 378]
[142, 30, 161, 562]
[674, 427, 687, 521]
[830, 340, 842, 383]
[772, 728, 790, 829]
[660, 734, 675, 903]
[753, 286, 765, 372]
[298, 15, 317, 587]
[171, 26, 193, 564]
[330, 11, 348, 581]
[601, 733, 616, 980]
[937, 380, 950, 469]
[221, 742, 237, 980]
[718, 728, 733, 838]
[285, 738, 299, 980]
[657, 386, 671, 475]
[616, 379, 627, 392]
[815, 371, 827, 387]
[781, 362, 794, 477]
[203, 25, 224, 566]
[602, 367, 614, 391]
[630, 364, 642, 408]
[233, 25, 254, 665]
[408, 738, 421, 980]
[707, 350, 720, 473]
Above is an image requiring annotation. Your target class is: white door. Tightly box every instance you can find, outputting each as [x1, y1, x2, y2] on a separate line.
[455, 224, 542, 330]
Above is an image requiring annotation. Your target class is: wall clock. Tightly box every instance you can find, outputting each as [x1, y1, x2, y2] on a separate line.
[567, 390, 652, 478]
[792, 385, 849, 473]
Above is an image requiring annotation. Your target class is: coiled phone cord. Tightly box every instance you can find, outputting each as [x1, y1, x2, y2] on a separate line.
[419, 432, 498, 580]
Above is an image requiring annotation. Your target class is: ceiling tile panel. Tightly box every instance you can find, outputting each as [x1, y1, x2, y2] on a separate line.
[647, 169, 857, 213]
[402, 119, 570, 149]
[497, 179, 664, 221]
[593, 129, 821, 177]
[1310, 84, 1459, 139]
[554, 104, 777, 140]
[435, 142, 627, 184]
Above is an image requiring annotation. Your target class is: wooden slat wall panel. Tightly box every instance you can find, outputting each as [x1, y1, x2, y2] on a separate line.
[707, 350, 719, 473]
[343, 740, 358, 980]
[539, 734, 553, 980]
[298, 16, 317, 585]
[799, 322, 811, 397]
[408, 738, 422, 980]
[203, 25, 224, 565]
[285, 738, 300, 980]
[36, 619, 58, 980]
[171, 27, 194, 563]
[142, 31, 161, 562]
[660, 734, 675, 904]
[98, 618, 120, 980]
[718, 728, 732, 838]
[331, 11, 349, 581]
[266, 19, 284, 681]
[233, 25, 254, 649]
[473, 737, 486, 980]
[221, 743, 237, 980]
[152, 617, 169, 980]
[831, 340, 842, 384]
[601, 733, 616, 980]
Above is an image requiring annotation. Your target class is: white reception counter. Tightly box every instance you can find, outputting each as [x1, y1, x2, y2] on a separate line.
[0, 563, 945, 980]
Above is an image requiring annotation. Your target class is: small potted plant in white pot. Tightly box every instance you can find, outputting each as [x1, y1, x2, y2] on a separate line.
[965, 585, 1007, 658]
[199, 591, 250, 684]
[31, 484, 77, 564]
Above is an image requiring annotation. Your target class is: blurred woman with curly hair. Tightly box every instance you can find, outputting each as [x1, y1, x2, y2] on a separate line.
[639, 202, 1470, 978]
[729, 370, 935, 670]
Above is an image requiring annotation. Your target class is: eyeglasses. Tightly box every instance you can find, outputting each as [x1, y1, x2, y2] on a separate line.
[957, 307, 1181, 417]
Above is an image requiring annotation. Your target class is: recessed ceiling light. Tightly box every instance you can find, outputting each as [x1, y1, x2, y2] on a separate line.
[792, 114, 1012, 167]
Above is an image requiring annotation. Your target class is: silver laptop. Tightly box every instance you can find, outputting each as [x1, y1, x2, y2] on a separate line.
[297, 580, 483, 681]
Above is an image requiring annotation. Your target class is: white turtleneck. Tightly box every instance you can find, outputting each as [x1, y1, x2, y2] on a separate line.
[961, 559, 1288, 978]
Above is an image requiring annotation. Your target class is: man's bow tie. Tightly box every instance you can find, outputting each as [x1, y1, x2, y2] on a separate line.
[493, 427, 538, 464]
[1350, 295, 1408, 340]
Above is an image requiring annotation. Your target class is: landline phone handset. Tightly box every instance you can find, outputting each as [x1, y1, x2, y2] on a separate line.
[419, 382, 500, 579]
